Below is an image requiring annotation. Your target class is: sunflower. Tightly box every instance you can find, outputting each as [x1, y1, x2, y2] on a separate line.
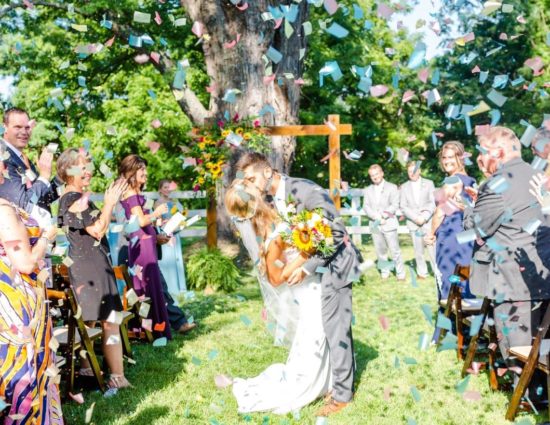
[197, 142, 207, 150]
[210, 163, 222, 178]
[235, 127, 244, 135]
[243, 132, 252, 140]
[221, 129, 231, 138]
[315, 220, 332, 239]
[292, 227, 315, 254]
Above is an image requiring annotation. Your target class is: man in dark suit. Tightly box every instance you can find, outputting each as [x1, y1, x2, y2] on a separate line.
[0, 107, 60, 218]
[464, 126, 550, 370]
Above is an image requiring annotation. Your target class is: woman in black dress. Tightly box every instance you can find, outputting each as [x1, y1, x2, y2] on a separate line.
[57, 148, 131, 389]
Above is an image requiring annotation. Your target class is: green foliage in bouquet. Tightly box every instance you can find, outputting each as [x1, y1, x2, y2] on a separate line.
[187, 248, 241, 292]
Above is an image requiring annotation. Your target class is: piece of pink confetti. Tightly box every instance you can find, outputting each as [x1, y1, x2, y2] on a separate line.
[151, 119, 162, 129]
[417, 68, 429, 83]
[370, 84, 389, 97]
[402, 90, 415, 103]
[154, 11, 162, 25]
[378, 315, 390, 331]
[147, 141, 161, 154]
[150, 52, 160, 64]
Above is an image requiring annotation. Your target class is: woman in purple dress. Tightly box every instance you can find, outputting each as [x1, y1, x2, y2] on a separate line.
[425, 141, 476, 301]
[118, 155, 172, 340]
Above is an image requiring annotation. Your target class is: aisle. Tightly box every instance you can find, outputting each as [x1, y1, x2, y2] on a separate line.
[63, 246, 540, 424]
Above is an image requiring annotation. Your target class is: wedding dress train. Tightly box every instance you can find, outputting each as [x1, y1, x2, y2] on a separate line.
[232, 226, 332, 414]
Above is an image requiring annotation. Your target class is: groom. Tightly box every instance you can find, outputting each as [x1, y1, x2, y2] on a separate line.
[235, 152, 363, 416]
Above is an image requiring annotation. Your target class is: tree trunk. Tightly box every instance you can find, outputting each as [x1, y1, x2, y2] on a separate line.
[183, 0, 309, 240]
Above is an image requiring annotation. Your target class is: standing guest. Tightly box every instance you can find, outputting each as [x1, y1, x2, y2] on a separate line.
[154, 179, 187, 295]
[363, 164, 405, 280]
[399, 161, 437, 279]
[0, 144, 63, 424]
[118, 154, 172, 340]
[464, 126, 550, 398]
[0, 108, 60, 218]
[424, 141, 475, 300]
[56, 148, 131, 388]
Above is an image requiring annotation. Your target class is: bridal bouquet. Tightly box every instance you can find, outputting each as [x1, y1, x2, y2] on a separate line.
[281, 207, 335, 256]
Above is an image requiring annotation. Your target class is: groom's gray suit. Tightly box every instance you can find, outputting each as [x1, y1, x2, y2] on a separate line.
[281, 175, 363, 403]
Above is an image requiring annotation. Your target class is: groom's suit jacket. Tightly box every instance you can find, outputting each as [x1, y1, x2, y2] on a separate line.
[0, 140, 60, 213]
[284, 175, 363, 289]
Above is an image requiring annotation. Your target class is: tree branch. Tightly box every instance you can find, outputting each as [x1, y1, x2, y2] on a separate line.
[1, 0, 209, 124]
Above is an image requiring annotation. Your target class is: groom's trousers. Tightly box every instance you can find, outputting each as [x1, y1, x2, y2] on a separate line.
[321, 281, 354, 403]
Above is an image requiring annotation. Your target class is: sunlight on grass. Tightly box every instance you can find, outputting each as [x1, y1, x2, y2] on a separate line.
[62, 244, 542, 424]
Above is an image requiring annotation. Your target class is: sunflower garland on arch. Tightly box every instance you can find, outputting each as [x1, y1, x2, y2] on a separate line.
[187, 115, 271, 248]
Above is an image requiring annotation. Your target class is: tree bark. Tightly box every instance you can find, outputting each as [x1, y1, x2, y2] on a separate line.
[183, 0, 309, 240]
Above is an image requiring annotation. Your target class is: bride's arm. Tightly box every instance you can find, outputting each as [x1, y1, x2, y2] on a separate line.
[265, 236, 308, 287]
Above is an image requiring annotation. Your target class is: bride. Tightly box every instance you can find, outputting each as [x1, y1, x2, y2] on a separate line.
[224, 179, 332, 414]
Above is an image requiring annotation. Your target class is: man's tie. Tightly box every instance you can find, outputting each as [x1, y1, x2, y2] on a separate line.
[21, 152, 31, 170]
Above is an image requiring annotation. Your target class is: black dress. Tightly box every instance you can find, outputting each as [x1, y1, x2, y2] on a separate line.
[58, 192, 122, 322]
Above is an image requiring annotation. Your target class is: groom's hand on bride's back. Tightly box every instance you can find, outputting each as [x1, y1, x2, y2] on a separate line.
[287, 267, 306, 285]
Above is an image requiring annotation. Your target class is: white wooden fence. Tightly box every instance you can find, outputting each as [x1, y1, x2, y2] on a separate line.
[93, 189, 412, 243]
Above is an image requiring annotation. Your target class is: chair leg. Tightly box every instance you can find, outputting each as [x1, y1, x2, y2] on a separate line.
[505, 357, 539, 421]
[462, 332, 479, 377]
[456, 309, 464, 361]
[120, 322, 133, 358]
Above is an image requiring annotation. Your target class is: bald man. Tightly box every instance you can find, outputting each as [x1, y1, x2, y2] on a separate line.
[464, 126, 550, 372]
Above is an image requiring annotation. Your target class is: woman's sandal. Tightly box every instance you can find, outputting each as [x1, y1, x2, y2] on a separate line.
[107, 374, 133, 389]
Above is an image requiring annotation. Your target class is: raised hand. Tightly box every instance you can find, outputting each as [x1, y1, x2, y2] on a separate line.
[104, 179, 128, 207]
[37, 148, 54, 180]
[529, 173, 548, 205]
[153, 203, 169, 218]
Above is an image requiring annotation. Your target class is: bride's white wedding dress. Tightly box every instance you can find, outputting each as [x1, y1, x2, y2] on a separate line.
[232, 224, 332, 414]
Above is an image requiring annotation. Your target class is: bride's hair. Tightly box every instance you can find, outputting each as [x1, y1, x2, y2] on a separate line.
[225, 179, 279, 242]
[225, 179, 280, 274]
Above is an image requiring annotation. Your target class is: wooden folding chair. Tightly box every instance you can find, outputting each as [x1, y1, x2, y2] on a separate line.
[47, 287, 106, 396]
[461, 297, 499, 390]
[505, 304, 550, 421]
[437, 265, 486, 360]
[112, 265, 154, 343]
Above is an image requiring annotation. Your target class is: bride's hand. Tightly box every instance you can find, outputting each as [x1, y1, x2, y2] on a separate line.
[287, 267, 306, 286]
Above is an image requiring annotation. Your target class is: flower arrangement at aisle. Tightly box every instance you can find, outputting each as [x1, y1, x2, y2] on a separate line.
[186, 115, 270, 193]
[281, 204, 335, 257]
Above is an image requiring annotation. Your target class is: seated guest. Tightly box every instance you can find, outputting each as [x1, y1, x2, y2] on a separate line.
[118, 154, 172, 340]
[424, 141, 475, 300]
[56, 148, 131, 389]
[154, 179, 187, 295]
[399, 161, 437, 279]
[0, 143, 63, 424]
[363, 164, 405, 280]
[464, 126, 550, 399]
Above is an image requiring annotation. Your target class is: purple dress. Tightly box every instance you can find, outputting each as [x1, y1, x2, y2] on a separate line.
[435, 173, 475, 300]
[120, 194, 172, 340]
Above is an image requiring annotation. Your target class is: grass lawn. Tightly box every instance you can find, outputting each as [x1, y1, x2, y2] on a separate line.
[62, 242, 543, 425]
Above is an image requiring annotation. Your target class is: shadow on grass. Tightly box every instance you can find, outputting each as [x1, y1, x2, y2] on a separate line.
[62, 338, 188, 424]
[353, 338, 379, 392]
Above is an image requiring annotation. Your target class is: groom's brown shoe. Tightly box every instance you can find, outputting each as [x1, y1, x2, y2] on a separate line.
[316, 397, 350, 416]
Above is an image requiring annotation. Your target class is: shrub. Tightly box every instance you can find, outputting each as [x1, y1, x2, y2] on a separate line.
[186, 248, 241, 292]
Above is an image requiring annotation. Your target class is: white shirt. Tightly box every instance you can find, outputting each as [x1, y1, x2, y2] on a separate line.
[274, 175, 287, 217]
[373, 180, 384, 203]
[410, 178, 422, 205]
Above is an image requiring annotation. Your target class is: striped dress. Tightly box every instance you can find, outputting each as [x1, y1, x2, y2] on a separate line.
[0, 207, 63, 424]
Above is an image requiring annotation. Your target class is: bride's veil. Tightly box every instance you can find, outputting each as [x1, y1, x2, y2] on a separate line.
[233, 218, 299, 348]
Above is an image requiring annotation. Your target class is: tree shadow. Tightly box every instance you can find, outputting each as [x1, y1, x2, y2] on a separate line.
[62, 339, 188, 424]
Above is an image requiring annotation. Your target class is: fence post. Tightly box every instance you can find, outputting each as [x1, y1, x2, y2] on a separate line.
[350, 194, 362, 246]
[206, 190, 217, 249]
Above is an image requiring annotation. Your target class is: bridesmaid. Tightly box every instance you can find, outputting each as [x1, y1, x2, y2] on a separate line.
[118, 155, 172, 340]
[0, 146, 63, 424]
[154, 179, 187, 296]
[425, 141, 476, 300]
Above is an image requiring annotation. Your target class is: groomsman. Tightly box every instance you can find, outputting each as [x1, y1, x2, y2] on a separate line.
[399, 161, 436, 279]
[363, 164, 405, 280]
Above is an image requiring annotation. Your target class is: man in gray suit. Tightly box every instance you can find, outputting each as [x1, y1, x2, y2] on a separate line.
[363, 164, 405, 280]
[464, 126, 550, 367]
[236, 152, 363, 416]
[399, 161, 436, 279]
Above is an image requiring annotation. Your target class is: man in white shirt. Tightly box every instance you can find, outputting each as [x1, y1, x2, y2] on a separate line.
[363, 164, 405, 280]
[399, 161, 436, 279]
[0, 108, 59, 221]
